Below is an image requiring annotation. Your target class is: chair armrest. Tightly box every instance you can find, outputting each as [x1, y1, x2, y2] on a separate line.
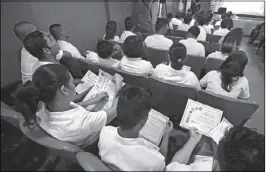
[76, 152, 111, 171]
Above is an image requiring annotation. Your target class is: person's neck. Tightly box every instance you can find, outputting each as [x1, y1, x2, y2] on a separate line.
[117, 127, 140, 139]
[40, 55, 57, 63]
[46, 99, 71, 112]
[187, 36, 196, 40]
[155, 31, 164, 36]
[57, 36, 68, 42]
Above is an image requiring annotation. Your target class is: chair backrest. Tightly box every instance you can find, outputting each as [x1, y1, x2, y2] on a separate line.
[76, 152, 112, 171]
[206, 34, 222, 43]
[172, 30, 188, 38]
[196, 90, 259, 126]
[205, 58, 224, 73]
[148, 77, 198, 124]
[198, 40, 210, 55]
[183, 55, 206, 78]
[166, 36, 183, 44]
[209, 43, 221, 54]
[144, 47, 169, 67]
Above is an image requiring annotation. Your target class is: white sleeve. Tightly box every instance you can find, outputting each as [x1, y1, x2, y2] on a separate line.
[166, 162, 193, 171]
[146, 61, 154, 75]
[85, 51, 99, 63]
[80, 111, 107, 134]
[200, 45, 205, 57]
[200, 72, 211, 88]
[238, 79, 250, 99]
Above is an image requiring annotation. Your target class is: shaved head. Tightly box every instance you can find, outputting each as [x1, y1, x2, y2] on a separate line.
[49, 24, 62, 40]
[14, 21, 37, 41]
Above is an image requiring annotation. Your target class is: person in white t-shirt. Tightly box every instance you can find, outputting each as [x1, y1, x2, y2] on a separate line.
[171, 12, 183, 27]
[153, 43, 200, 89]
[98, 85, 173, 171]
[178, 15, 192, 32]
[189, 12, 200, 27]
[14, 63, 123, 148]
[121, 35, 154, 75]
[13, 21, 39, 84]
[179, 26, 205, 57]
[200, 51, 250, 99]
[213, 19, 230, 37]
[202, 13, 213, 34]
[103, 20, 120, 42]
[144, 18, 173, 50]
[207, 36, 237, 61]
[195, 16, 207, 41]
[49, 24, 85, 59]
[120, 17, 136, 43]
[167, 13, 174, 30]
[219, 28, 243, 50]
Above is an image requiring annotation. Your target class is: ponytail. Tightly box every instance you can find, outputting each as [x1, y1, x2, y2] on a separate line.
[220, 61, 241, 92]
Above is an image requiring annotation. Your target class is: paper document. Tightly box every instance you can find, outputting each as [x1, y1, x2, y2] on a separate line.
[139, 109, 169, 146]
[209, 118, 233, 144]
[180, 99, 223, 136]
[75, 70, 98, 94]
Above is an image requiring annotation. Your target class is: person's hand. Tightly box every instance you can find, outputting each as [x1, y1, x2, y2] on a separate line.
[189, 128, 202, 143]
[164, 121, 174, 136]
[94, 92, 109, 102]
[73, 78, 83, 86]
[112, 73, 123, 85]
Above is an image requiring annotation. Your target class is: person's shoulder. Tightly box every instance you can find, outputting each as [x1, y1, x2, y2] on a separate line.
[154, 63, 167, 71]
[239, 76, 249, 85]
[101, 126, 116, 134]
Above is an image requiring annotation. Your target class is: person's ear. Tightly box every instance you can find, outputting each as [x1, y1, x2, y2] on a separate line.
[43, 48, 51, 55]
[60, 85, 69, 96]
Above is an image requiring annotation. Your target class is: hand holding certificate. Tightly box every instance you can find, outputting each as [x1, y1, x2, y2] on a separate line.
[75, 70, 98, 94]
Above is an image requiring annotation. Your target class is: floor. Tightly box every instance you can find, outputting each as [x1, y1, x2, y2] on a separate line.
[241, 37, 265, 134]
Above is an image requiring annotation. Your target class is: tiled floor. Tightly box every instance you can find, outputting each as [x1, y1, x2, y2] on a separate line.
[241, 37, 265, 134]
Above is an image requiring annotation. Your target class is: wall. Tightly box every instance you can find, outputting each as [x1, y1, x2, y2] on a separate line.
[1, 2, 108, 87]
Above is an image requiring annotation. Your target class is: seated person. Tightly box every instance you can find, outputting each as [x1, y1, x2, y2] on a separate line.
[226, 11, 234, 30]
[144, 18, 173, 50]
[103, 20, 120, 42]
[98, 85, 173, 171]
[187, 8, 192, 16]
[13, 21, 39, 84]
[120, 17, 136, 43]
[219, 28, 243, 50]
[121, 35, 154, 75]
[171, 12, 183, 26]
[153, 43, 200, 89]
[200, 51, 250, 99]
[14, 64, 122, 148]
[202, 13, 213, 34]
[207, 36, 237, 61]
[189, 11, 200, 27]
[213, 19, 230, 36]
[166, 126, 265, 171]
[49, 24, 85, 59]
[215, 13, 227, 28]
[179, 26, 205, 57]
[178, 15, 192, 32]
[167, 13, 174, 30]
[195, 15, 207, 41]
[85, 40, 121, 68]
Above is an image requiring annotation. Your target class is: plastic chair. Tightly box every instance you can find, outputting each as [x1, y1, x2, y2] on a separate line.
[76, 152, 112, 171]
[206, 34, 222, 43]
[183, 55, 206, 78]
[166, 36, 183, 44]
[205, 58, 224, 73]
[196, 90, 259, 126]
[198, 40, 210, 56]
[172, 30, 188, 38]
[144, 47, 169, 67]
[209, 42, 221, 54]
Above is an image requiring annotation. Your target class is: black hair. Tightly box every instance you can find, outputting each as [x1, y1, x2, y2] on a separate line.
[49, 24, 61, 40]
[223, 28, 243, 47]
[105, 20, 117, 40]
[221, 13, 227, 20]
[196, 15, 205, 26]
[14, 64, 71, 128]
[217, 126, 265, 171]
[167, 13, 173, 20]
[204, 13, 213, 25]
[187, 9, 192, 13]
[123, 35, 144, 58]
[125, 16, 135, 31]
[219, 51, 248, 92]
[221, 36, 237, 54]
[220, 19, 230, 29]
[23, 30, 48, 60]
[175, 12, 182, 19]
[96, 40, 114, 59]
[188, 26, 200, 38]
[184, 15, 192, 25]
[227, 11, 233, 18]
[169, 43, 187, 70]
[155, 18, 169, 32]
[116, 84, 152, 129]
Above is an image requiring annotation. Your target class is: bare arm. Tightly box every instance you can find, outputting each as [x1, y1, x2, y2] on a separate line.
[159, 121, 173, 161]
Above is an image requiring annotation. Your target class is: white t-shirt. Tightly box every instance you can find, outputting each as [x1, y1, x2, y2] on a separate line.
[171, 18, 182, 26]
[103, 34, 120, 42]
[21, 47, 39, 84]
[144, 34, 173, 50]
[85, 51, 120, 68]
[197, 26, 207, 41]
[207, 51, 228, 61]
[200, 70, 250, 99]
[179, 38, 205, 57]
[120, 56, 154, 75]
[120, 31, 136, 43]
[37, 102, 107, 147]
[98, 126, 166, 171]
[213, 28, 230, 37]
[189, 19, 196, 27]
[32, 61, 54, 73]
[57, 40, 84, 59]
[153, 64, 200, 89]
[178, 23, 190, 32]
[202, 25, 212, 34]
[166, 155, 213, 171]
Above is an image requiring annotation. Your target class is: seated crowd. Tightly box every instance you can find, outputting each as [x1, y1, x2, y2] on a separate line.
[12, 8, 264, 171]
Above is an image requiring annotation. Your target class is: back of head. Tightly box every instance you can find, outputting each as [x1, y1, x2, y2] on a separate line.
[221, 36, 237, 54]
[105, 20, 117, 40]
[14, 21, 37, 41]
[204, 13, 213, 25]
[175, 11, 182, 19]
[116, 85, 152, 130]
[155, 18, 168, 32]
[14, 64, 71, 127]
[196, 15, 205, 26]
[227, 11, 233, 18]
[123, 35, 144, 58]
[49, 24, 62, 40]
[220, 18, 230, 29]
[216, 126, 264, 171]
[167, 13, 173, 21]
[219, 51, 248, 92]
[169, 43, 187, 70]
[187, 8, 192, 15]
[125, 16, 135, 31]
[224, 28, 243, 47]
[97, 40, 114, 59]
[221, 13, 227, 20]
[188, 26, 200, 38]
[184, 15, 192, 25]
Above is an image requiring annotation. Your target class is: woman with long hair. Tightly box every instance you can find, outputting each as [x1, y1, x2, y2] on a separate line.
[104, 20, 120, 42]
